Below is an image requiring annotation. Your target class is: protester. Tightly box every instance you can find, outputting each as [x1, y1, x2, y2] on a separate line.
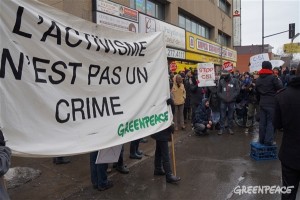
[113, 145, 129, 174]
[256, 61, 283, 145]
[53, 157, 70, 165]
[246, 73, 260, 127]
[193, 98, 212, 135]
[183, 70, 193, 122]
[273, 67, 281, 79]
[207, 80, 221, 130]
[172, 74, 186, 130]
[273, 62, 300, 200]
[217, 70, 240, 135]
[129, 139, 143, 159]
[90, 151, 113, 191]
[284, 63, 297, 86]
[189, 69, 205, 124]
[0, 130, 11, 200]
[151, 98, 181, 184]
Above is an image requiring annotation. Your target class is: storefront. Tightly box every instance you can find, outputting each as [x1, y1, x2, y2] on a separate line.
[185, 32, 237, 73]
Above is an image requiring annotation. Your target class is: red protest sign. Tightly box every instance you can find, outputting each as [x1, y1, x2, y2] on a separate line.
[222, 61, 233, 72]
[169, 61, 177, 72]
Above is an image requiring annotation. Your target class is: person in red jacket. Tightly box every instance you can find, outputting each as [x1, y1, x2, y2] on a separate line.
[256, 61, 283, 145]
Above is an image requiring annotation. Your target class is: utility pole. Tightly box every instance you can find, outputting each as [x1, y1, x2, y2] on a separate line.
[220, 13, 225, 66]
[262, 0, 264, 53]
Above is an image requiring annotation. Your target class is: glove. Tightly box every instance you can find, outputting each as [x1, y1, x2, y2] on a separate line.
[169, 124, 175, 133]
[0, 130, 5, 146]
[166, 98, 173, 106]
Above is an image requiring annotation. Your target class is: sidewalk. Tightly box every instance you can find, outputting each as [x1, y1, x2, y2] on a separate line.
[7, 123, 193, 200]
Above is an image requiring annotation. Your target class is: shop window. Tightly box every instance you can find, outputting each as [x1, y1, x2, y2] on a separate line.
[131, 0, 164, 19]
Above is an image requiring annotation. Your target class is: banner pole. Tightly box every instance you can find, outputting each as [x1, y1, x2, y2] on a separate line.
[171, 134, 176, 176]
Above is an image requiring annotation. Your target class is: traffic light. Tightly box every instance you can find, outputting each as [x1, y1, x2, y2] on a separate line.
[289, 23, 295, 39]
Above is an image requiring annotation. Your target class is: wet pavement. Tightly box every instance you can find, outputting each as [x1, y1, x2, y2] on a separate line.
[7, 122, 297, 200]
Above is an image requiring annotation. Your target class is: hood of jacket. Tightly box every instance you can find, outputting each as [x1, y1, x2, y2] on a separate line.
[258, 69, 273, 78]
[288, 76, 300, 87]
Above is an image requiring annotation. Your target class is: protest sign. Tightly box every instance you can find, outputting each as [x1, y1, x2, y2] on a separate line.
[249, 53, 270, 72]
[197, 63, 216, 87]
[270, 60, 284, 68]
[0, 0, 172, 157]
[96, 145, 122, 164]
[222, 61, 234, 72]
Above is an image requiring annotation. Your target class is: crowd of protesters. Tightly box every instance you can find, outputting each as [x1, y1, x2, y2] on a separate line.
[167, 61, 300, 200]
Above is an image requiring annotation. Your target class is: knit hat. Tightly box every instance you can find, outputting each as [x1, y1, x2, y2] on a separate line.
[262, 61, 272, 70]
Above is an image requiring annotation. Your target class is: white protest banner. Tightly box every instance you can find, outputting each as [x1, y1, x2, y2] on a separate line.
[0, 0, 172, 157]
[270, 60, 284, 68]
[249, 53, 270, 72]
[197, 63, 216, 87]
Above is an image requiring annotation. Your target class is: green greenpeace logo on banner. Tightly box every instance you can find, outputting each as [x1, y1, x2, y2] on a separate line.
[118, 111, 169, 137]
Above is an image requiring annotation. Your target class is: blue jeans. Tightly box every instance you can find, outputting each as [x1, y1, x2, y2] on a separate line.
[259, 106, 275, 144]
[211, 111, 220, 124]
[220, 102, 235, 130]
[90, 151, 108, 188]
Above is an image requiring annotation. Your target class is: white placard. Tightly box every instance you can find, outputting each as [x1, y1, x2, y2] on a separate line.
[249, 53, 270, 72]
[197, 63, 216, 87]
[270, 60, 285, 68]
[96, 145, 122, 164]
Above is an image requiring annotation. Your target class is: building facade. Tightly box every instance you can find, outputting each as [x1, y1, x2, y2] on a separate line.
[39, 0, 237, 73]
[235, 44, 274, 73]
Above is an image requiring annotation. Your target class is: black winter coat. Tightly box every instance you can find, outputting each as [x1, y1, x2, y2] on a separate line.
[217, 76, 240, 103]
[274, 76, 300, 170]
[193, 99, 212, 125]
[256, 69, 283, 106]
[151, 125, 173, 142]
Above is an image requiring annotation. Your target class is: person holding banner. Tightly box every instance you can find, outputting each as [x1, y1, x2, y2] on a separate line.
[256, 61, 283, 146]
[172, 74, 186, 131]
[90, 151, 113, 191]
[151, 98, 181, 184]
[217, 70, 240, 135]
[0, 130, 11, 200]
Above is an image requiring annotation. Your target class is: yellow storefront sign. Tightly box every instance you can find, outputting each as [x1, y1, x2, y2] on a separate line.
[186, 32, 237, 62]
[284, 43, 300, 53]
[186, 52, 222, 65]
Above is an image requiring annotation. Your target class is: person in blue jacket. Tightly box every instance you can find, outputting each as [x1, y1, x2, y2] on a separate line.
[193, 98, 213, 135]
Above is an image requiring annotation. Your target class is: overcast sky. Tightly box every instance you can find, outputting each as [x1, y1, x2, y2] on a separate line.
[241, 0, 300, 54]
